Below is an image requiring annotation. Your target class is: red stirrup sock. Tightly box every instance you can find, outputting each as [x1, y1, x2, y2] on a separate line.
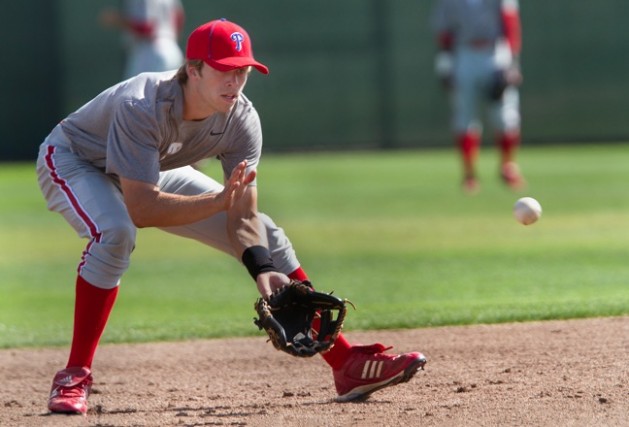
[458, 132, 481, 174]
[320, 332, 352, 369]
[66, 275, 119, 369]
[498, 132, 521, 163]
[288, 267, 309, 282]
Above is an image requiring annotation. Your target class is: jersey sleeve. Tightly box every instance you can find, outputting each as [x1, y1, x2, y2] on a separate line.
[106, 99, 162, 184]
[431, 0, 455, 51]
[174, 0, 185, 35]
[123, 0, 154, 37]
[501, 0, 522, 55]
[218, 104, 262, 186]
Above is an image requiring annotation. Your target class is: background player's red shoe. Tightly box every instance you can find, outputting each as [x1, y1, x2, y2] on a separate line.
[463, 175, 480, 195]
[333, 343, 426, 402]
[501, 161, 526, 190]
[48, 367, 92, 415]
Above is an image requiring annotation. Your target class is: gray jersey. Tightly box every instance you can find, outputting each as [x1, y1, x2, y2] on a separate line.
[59, 71, 262, 185]
[431, 0, 518, 48]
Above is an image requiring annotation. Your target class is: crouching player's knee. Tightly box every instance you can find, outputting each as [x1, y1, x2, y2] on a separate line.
[79, 222, 137, 289]
[259, 213, 300, 275]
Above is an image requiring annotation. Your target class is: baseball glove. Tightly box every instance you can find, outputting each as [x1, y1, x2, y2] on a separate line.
[254, 280, 348, 357]
[488, 68, 508, 101]
[488, 65, 522, 101]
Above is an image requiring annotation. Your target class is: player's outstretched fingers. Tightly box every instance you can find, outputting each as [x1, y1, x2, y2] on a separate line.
[228, 161, 256, 201]
[233, 169, 256, 201]
[220, 161, 249, 209]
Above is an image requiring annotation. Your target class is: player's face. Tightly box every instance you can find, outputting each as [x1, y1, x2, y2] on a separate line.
[196, 64, 251, 114]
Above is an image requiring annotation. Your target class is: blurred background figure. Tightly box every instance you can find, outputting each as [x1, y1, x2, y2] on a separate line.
[100, 0, 185, 80]
[431, 0, 525, 194]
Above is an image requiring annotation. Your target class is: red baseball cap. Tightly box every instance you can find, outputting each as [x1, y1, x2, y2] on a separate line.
[186, 18, 269, 75]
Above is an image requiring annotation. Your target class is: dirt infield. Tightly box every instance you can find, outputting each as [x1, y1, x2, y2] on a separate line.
[1, 316, 627, 427]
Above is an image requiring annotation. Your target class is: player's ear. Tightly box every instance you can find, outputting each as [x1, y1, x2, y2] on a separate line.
[186, 60, 204, 79]
[187, 64, 199, 78]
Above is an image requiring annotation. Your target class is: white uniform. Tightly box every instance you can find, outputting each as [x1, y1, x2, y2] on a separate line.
[431, 0, 521, 134]
[430, 0, 525, 191]
[122, 0, 185, 79]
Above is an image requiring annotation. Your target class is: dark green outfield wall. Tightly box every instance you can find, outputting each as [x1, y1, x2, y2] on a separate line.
[2, 0, 628, 160]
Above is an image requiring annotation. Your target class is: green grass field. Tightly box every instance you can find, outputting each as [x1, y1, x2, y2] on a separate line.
[1, 144, 628, 349]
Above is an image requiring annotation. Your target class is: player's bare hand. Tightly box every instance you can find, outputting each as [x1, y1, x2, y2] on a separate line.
[256, 271, 291, 299]
[217, 161, 256, 210]
[505, 65, 523, 87]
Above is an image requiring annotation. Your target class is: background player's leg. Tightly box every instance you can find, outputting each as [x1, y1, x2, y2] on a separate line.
[489, 86, 525, 189]
[453, 48, 484, 193]
[457, 131, 481, 193]
[497, 131, 525, 189]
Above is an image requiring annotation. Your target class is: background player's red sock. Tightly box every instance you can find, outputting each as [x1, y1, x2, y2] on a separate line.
[497, 131, 521, 164]
[66, 275, 119, 369]
[288, 267, 352, 369]
[458, 131, 481, 178]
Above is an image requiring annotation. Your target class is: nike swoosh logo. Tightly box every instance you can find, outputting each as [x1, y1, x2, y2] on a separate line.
[210, 130, 224, 136]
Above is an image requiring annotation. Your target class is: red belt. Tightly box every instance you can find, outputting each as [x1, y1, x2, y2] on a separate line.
[468, 39, 493, 49]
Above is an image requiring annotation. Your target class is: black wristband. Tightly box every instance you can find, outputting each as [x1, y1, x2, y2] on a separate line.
[242, 246, 278, 279]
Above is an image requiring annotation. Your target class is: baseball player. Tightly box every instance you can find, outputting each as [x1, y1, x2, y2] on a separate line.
[431, 0, 525, 194]
[38, 18, 426, 415]
[100, 0, 185, 79]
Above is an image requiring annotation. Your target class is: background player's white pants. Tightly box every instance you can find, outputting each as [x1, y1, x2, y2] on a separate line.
[124, 38, 184, 80]
[452, 46, 520, 134]
[36, 136, 300, 289]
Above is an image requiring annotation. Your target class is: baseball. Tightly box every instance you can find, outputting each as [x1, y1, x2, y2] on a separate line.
[513, 197, 542, 225]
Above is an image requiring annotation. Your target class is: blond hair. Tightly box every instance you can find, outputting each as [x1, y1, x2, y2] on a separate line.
[175, 60, 204, 84]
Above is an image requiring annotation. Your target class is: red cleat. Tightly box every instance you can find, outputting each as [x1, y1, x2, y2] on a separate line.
[501, 161, 526, 190]
[48, 367, 92, 415]
[462, 175, 480, 195]
[333, 343, 426, 402]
